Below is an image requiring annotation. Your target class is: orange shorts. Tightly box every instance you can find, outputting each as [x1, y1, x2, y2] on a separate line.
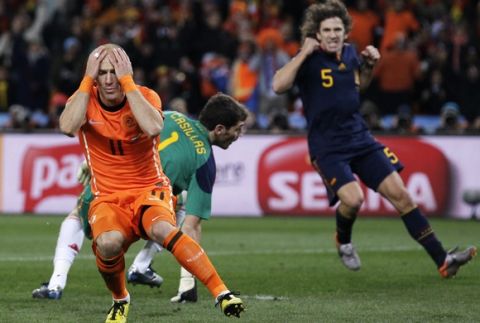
[89, 185, 175, 247]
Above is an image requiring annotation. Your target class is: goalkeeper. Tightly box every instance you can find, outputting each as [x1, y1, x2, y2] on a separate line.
[32, 93, 248, 303]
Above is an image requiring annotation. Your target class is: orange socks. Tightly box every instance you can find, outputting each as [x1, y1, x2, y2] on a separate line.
[164, 229, 227, 297]
[95, 247, 128, 300]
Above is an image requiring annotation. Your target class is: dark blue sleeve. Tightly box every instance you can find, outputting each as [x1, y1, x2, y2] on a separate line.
[350, 45, 362, 69]
[195, 153, 216, 194]
[295, 57, 309, 87]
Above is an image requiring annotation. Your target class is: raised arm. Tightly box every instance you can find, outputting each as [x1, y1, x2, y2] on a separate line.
[359, 45, 380, 92]
[59, 49, 108, 136]
[110, 48, 163, 137]
[272, 37, 319, 94]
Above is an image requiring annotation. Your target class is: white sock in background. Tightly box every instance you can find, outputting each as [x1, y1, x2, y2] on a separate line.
[131, 240, 162, 273]
[178, 266, 195, 292]
[48, 212, 84, 290]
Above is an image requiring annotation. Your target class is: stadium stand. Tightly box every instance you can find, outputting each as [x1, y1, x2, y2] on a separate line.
[0, 0, 478, 133]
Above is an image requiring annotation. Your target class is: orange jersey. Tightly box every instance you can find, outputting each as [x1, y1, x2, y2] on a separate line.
[349, 9, 380, 53]
[79, 86, 166, 196]
[380, 10, 419, 52]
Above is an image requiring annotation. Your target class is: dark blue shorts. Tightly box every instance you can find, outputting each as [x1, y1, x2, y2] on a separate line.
[312, 147, 404, 206]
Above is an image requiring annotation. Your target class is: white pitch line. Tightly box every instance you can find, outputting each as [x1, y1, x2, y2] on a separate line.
[0, 245, 421, 262]
[243, 295, 290, 301]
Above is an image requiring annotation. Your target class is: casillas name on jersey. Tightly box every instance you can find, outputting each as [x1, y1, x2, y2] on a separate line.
[169, 112, 207, 154]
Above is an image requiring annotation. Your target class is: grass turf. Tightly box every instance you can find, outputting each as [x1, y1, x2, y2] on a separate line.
[0, 215, 478, 322]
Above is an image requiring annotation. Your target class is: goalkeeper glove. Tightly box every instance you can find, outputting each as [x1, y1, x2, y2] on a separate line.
[76, 160, 91, 187]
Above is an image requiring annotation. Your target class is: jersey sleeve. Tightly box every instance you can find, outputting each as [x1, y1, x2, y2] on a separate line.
[184, 155, 215, 219]
[350, 45, 361, 69]
[295, 56, 308, 86]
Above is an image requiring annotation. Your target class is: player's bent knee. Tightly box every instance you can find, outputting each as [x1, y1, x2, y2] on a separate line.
[182, 216, 202, 233]
[142, 205, 176, 241]
[95, 231, 124, 257]
[341, 195, 364, 211]
[338, 182, 364, 211]
[150, 221, 177, 244]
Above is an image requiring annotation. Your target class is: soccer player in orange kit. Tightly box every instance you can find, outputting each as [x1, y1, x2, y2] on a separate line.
[59, 43, 244, 322]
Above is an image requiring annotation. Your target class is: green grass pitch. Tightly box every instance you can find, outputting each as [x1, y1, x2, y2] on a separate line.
[0, 215, 478, 322]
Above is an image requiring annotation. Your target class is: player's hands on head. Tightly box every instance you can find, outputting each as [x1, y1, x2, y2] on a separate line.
[108, 47, 133, 79]
[301, 37, 320, 57]
[361, 45, 380, 67]
[85, 48, 107, 79]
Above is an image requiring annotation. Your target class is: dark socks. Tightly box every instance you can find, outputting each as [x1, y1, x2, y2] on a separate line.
[336, 209, 356, 244]
[401, 208, 447, 267]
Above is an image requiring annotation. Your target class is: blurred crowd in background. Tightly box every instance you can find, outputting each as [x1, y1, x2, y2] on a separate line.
[0, 0, 479, 135]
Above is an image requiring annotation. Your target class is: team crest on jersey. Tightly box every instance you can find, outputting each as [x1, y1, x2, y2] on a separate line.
[338, 62, 346, 71]
[122, 114, 138, 130]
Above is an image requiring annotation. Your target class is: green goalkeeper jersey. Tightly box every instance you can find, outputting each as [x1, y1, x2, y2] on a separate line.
[158, 111, 215, 220]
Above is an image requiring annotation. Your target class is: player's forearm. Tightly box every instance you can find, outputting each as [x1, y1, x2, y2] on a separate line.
[118, 75, 163, 137]
[272, 53, 306, 93]
[359, 46, 380, 92]
[59, 92, 88, 136]
[127, 90, 164, 137]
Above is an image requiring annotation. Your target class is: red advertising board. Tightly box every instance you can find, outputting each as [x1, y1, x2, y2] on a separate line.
[20, 144, 84, 212]
[258, 137, 449, 216]
[2, 134, 476, 217]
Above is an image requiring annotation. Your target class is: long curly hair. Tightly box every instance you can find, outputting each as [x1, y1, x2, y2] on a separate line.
[300, 0, 352, 42]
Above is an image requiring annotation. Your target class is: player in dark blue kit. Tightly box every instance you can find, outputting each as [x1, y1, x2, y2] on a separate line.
[273, 0, 476, 278]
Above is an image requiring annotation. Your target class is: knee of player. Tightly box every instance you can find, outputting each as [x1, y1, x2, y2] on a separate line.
[342, 194, 364, 211]
[182, 216, 202, 231]
[149, 220, 175, 245]
[95, 232, 124, 257]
